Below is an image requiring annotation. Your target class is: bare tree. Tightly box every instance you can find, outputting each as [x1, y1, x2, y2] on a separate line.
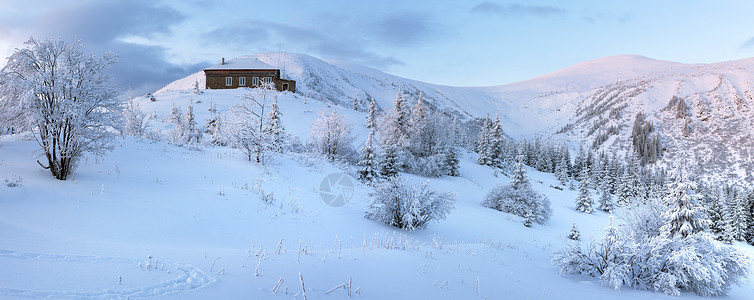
[0, 37, 120, 180]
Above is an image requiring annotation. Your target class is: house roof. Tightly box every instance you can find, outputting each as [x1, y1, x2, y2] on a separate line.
[204, 56, 277, 70]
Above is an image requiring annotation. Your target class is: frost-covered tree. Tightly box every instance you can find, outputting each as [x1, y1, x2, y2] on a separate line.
[365, 177, 455, 231]
[567, 222, 581, 241]
[475, 116, 492, 165]
[482, 153, 552, 225]
[227, 84, 275, 162]
[181, 102, 201, 144]
[0, 37, 120, 180]
[204, 101, 225, 145]
[488, 115, 504, 168]
[168, 103, 183, 129]
[445, 146, 460, 177]
[554, 200, 750, 297]
[365, 98, 377, 130]
[122, 90, 151, 137]
[357, 131, 378, 184]
[555, 155, 570, 186]
[616, 167, 635, 207]
[510, 152, 529, 189]
[379, 146, 399, 178]
[575, 168, 594, 214]
[193, 79, 203, 94]
[265, 97, 286, 153]
[309, 106, 354, 161]
[660, 167, 709, 239]
[597, 187, 615, 213]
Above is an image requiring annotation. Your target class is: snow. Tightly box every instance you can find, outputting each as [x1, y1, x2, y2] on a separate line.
[3, 78, 754, 299]
[204, 56, 275, 70]
[3, 53, 754, 299]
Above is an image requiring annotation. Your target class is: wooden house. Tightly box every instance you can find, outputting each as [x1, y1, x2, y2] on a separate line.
[204, 57, 296, 92]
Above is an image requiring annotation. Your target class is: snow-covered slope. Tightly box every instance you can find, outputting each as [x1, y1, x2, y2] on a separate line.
[193, 53, 754, 184]
[3, 56, 754, 299]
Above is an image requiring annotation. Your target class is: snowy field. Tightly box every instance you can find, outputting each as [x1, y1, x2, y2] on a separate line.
[2, 85, 754, 299]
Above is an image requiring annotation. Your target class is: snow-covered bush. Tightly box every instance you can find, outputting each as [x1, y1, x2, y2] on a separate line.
[483, 154, 551, 225]
[482, 184, 551, 225]
[122, 91, 151, 137]
[309, 107, 355, 162]
[553, 168, 750, 296]
[3, 175, 22, 187]
[365, 177, 455, 231]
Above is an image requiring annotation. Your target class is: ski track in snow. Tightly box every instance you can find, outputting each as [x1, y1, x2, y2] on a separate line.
[0, 249, 215, 299]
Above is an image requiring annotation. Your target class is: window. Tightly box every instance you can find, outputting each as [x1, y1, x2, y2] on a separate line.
[225, 77, 232, 86]
[264, 77, 272, 84]
[282, 83, 289, 91]
[252, 77, 259, 86]
[239, 77, 246, 86]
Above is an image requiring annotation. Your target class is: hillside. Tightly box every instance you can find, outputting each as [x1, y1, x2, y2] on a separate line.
[197, 53, 754, 184]
[3, 81, 753, 298]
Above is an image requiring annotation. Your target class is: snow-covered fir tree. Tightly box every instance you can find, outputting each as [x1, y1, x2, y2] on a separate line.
[182, 101, 201, 144]
[567, 222, 580, 241]
[597, 186, 615, 213]
[357, 131, 378, 184]
[193, 79, 203, 94]
[365, 98, 377, 130]
[265, 97, 285, 153]
[379, 146, 399, 178]
[510, 151, 529, 190]
[488, 115, 504, 168]
[475, 116, 492, 165]
[660, 166, 709, 239]
[445, 146, 460, 177]
[574, 168, 593, 213]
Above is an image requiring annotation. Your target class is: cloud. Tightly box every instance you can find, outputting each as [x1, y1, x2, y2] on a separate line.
[41, 0, 184, 43]
[470, 2, 566, 17]
[204, 20, 405, 69]
[0, 0, 196, 95]
[368, 12, 435, 46]
[741, 36, 754, 49]
[582, 12, 631, 24]
[470, 2, 567, 17]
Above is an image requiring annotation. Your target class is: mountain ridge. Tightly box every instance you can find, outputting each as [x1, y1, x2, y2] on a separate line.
[158, 52, 754, 184]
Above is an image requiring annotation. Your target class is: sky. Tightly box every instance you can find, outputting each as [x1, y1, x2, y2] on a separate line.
[2, 0, 754, 95]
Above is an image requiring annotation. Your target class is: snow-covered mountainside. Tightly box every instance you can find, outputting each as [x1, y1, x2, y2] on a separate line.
[203, 52, 754, 184]
[4, 53, 754, 300]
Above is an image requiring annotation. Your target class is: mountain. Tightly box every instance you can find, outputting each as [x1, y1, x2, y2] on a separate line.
[161, 53, 754, 184]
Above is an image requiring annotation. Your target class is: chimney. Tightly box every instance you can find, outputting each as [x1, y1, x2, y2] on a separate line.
[222, 57, 225, 65]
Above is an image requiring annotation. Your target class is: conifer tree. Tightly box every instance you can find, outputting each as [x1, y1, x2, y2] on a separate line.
[445, 146, 460, 177]
[660, 166, 710, 239]
[476, 116, 492, 165]
[266, 97, 285, 153]
[567, 222, 580, 241]
[575, 168, 594, 214]
[511, 151, 530, 190]
[488, 115, 504, 168]
[358, 131, 378, 184]
[598, 185, 615, 213]
[183, 101, 200, 143]
[366, 98, 377, 130]
[380, 146, 399, 178]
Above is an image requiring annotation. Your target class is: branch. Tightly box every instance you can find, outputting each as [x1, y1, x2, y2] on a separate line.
[37, 160, 50, 169]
